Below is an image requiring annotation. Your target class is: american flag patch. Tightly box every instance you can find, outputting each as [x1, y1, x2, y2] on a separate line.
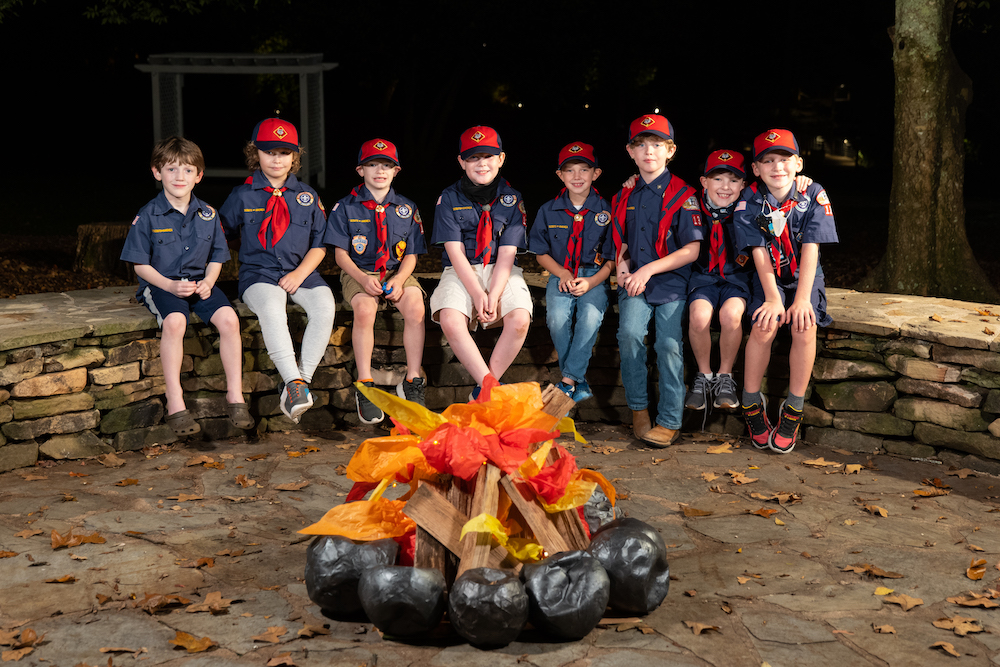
[436, 195, 442, 206]
[735, 201, 747, 211]
[332, 202, 340, 211]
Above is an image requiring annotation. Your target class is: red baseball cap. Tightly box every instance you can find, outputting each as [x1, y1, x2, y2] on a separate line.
[459, 126, 503, 160]
[252, 118, 299, 152]
[703, 150, 746, 178]
[628, 114, 674, 143]
[753, 129, 799, 162]
[358, 138, 400, 166]
[557, 142, 598, 169]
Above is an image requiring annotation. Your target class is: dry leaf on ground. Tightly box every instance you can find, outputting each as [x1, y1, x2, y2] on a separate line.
[729, 471, 758, 485]
[44, 575, 76, 584]
[967, 559, 987, 580]
[98, 453, 126, 468]
[251, 626, 287, 643]
[842, 563, 904, 579]
[802, 457, 842, 468]
[873, 587, 894, 596]
[882, 593, 923, 611]
[168, 631, 216, 653]
[267, 654, 297, 666]
[234, 475, 257, 488]
[864, 505, 888, 517]
[177, 557, 214, 569]
[135, 593, 192, 614]
[749, 508, 778, 519]
[51, 529, 105, 550]
[167, 494, 203, 502]
[297, 624, 331, 638]
[872, 624, 896, 634]
[681, 506, 714, 517]
[274, 481, 310, 491]
[845, 464, 863, 474]
[930, 641, 960, 657]
[750, 491, 802, 504]
[184, 455, 214, 467]
[13, 529, 42, 539]
[114, 479, 138, 487]
[948, 468, 976, 479]
[1, 647, 34, 661]
[706, 444, 732, 454]
[701, 472, 719, 482]
[933, 615, 983, 636]
[914, 488, 950, 497]
[947, 593, 999, 608]
[683, 621, 721, 635]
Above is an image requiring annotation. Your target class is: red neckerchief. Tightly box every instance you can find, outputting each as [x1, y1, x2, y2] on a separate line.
[354, 185, 388, 280]
[611, 175, 695, 264]
[559, 188, 591, 278]
[248, 175, 289, 249]
[474, 197, 499, 265]
[700, 197, 727, 279]
[752, 182, 799, 280]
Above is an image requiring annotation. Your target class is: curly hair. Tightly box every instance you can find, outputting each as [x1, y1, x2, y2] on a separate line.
[243, 141, 303, 175]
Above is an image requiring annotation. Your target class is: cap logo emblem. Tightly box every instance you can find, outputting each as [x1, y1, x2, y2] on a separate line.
[374, 140, 388, 151]
[765, 131, 780, 143]
[569, 145, 583, 153]
[471, 131, 485, 143]
[718, 152, 733, 161]
[641, 117, 655, 127]
[273, 126, 288, 139]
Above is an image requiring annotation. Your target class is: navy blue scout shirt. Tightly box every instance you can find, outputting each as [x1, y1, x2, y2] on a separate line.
[732, 181, 839, 286]
[120, 190, 230, 298]
[688, 195, 752, 294]
[603, 170, 703, 305]
[219, 170, 328, 299]
[325, 185, 427, 271]
[431, 179, 527, 268]
[528, 188, 611, 271]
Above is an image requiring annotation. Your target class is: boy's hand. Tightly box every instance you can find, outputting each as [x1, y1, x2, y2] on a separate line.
[622, 174, 638, 189]
[785, 298, 816, 333]
[193, 278, 214, 300]
[361, 274, 383, 297]
[278, 269, 307, 295]
[472, 288, 494, 324]
[753, 300, 785, 333]
[557, 271, 574, 293]
[795, 175, 813, 193]
[170, 279, 197, 298]
[615, 263, 630, 288]
[568, 276, 594, 297]
[482, 290, 502, 324]
[622, 266, 651, 297]
[383, 275, 404, 302]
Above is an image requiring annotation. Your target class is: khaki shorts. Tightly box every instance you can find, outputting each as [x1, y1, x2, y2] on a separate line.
[341, 269, 425, 311]
[430, 264, 533, 330]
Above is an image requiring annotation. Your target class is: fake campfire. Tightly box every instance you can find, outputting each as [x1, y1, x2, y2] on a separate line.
[298, 378, 670, 646]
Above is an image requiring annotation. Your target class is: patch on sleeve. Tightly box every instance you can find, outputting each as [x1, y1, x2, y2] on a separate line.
[131, 215, 139, 226]
[735, 201, 747, 212]
[736, 254, 749, 266]
[817, 189, 833, 216]
[692, 213, 702, 226]
[332, 202, 340, 212]
[414, 209, 424, 233]
[197, 205, 216, 221]
[318, 198, 326, 213]
[682, 196, 699, 211]
[436, 195, 442, 206]
[518, 200, 526, 219]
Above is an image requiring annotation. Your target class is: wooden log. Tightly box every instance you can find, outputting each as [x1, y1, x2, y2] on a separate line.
[500, 476, 572, 556]
[456, 463, 502, 576]
[412, 481, 448, 576]
[541, 383, 577, 419]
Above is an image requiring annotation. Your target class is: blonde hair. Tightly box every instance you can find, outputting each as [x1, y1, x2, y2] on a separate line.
[243, 141, 303, 174]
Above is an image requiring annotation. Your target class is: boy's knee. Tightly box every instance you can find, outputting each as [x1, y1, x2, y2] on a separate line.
[506, 310, 530, 337]
[162, 313, 188, 336]
[656, 333, 682, 357]
[212, 306, 240, 331]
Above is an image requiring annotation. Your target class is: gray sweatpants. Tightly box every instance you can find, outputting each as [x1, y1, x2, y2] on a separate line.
[242, 283, 336, 385]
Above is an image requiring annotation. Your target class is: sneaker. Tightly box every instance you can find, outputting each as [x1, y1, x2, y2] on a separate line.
[685, 373, 712, 410]
[573, 381, 593, 403]
[469, 386, 481, 402]
[713, 373, 739, 409]
[396, 377, 427, 406]
[357, 380, 385, 424]
[281, 379, 313, 424]
[556, 381, 576, 399]
[768, 400, 803, 454]
[741, 394, 771, 449]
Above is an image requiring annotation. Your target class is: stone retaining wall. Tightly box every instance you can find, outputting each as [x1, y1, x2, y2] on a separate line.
[0, 283, 998, 472]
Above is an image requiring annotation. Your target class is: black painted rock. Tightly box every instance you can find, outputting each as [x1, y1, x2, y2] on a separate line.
[304, 535, 398, 614]
[520, 550, 610, 640]
[358, 565, 447, 637]
[583, 486, 617, 533]
[448, 567, 529, 647]
[587, 517, 669, 615]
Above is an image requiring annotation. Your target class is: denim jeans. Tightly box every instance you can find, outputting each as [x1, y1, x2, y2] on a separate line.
[545, 267, 610, 384]
[616, 291, 685, 429]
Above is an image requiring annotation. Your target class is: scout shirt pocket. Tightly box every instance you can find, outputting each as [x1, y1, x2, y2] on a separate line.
[390, 226, 409, 261]
[349, 215, 374, 260]
[151, 226, 178, 248]
[455, 209, 478, 254]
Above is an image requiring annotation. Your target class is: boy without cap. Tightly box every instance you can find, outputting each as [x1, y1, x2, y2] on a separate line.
[528, 141, 614, 403]
[429, 126, 532, 399]
[120, 136, 254, 437]
[610, 114, 703, 447]
[734, 129, 839, 453]
[326, 138, 428, 424]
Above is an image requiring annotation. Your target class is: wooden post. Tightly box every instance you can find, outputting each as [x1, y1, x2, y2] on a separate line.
[456, 463, 501, 576]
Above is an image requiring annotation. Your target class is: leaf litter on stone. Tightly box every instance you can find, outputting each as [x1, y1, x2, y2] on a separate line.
[933, 615, 983, 636]
[251, 626, 287, 643]
[168, 630, 216, 653]
[882, 593, 923, 611]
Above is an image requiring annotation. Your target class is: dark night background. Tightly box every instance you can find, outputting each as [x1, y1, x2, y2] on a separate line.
[1, 0, 997, 291]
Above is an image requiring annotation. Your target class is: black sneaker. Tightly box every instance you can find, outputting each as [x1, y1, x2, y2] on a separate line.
[357, 380, 385, 424]
[280, 379, 313, 424]
[713, 373, 739, 409]
[741, 395, 771, 449]
[396, 377, 426, 406]
[768, 400, 803, 454]
[685, 373, 712, 410]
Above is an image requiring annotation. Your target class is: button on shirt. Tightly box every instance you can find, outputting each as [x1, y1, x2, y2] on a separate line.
[325, 185, 427, 271]
[527, 188, 611, 271]
[688, 195, 753, 293]
[733, 181, 839, 285]
[604, 170, 703, 305]
[219, 171, 328, 299]
[431, 179, 527, 267]
[120, 190, 230, 298]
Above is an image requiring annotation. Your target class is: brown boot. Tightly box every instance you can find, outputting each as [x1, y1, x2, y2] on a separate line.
[632, 409, 652, 439]
[642, 425, 681, 448]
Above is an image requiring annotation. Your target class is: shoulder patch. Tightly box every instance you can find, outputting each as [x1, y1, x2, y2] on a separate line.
[296, 192, 315, 207]
[595, 210, 611, 227]
[736, 253, 749, 266]
[332, 202, 340, 212]
[500, 193, 517, 208]
[436, 195, 442, 206]
[396, 203, 413, 219]
[414, 209, 424, 233]
[197, 205, 216, 221]
[816, 190, 830, 205]
[682, 196, 699, 211]
[131, 215, 139, 226]
[692, 213, 702, 227]
[735, 201, 747, 212]
[318, 198, 325, 213]
[518, 200, 526, 217]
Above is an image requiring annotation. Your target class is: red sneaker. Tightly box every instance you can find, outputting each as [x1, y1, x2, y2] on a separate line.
[741, 396, 771, 449]
[768, 400, 803, 454]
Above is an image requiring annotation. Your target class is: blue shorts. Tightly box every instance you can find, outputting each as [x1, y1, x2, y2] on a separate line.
[749, 275, 832, 328]
[139, 284, 233, 327]
[689, 281, 749, 311]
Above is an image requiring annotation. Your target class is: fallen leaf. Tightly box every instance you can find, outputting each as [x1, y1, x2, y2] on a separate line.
[168, 630, 216, 653]
[274, 481, 310, 491]
[882, 593, 923, 611]
[845, 464, 862, 475]
[774, 518, 785, 526]
[986, 327, 996, 335]
[947, 593, 1000, 608]
[297, 624, 331, 638]
[0, 551, 17, 559]
[203, 461, 226, 470]
[683, 621, 721, 635]
[45, 575, 76, 584]
[267, 654, 297, 667]
[874, 586, 894, 596]
[286, 452, 305, 458]
[750, 491, 802, 504]
[706, 444, 732, 454]
[234, 475, 257, 488]
[749, 508, 778, 519]
[100, 647, 147, 655]
[114, 478, 138, 487]
[968, 544, 985, 552]
[68, 472, 89, 478]
[729, 471, 758, 485]
[864, 505, 888, 518]
[185, 455, 214, 467]
[933, 615, 983, 636]
[304, 445, 320, 453]
[872, 624, 896, 634]
[98, 453, 126, 468]
[930, 641, 960, 657]
[177, 557, 214, 569]
[592, 446, 623, 455]
[701, 472, 719, 482]
[13, 529, 42, 539]
[1, 647, 33, 661]
[135, 593, 191, 614]
[51, 529, 106, 550]
[802, 457, 842, 468]
[948, 468, 976, 479]
[186, 591, 233, 614]
[20, 474, 47, 481]
[929, 313, 943, 322]
[842, 563, 904, 579]
[681, 506, 714, 517]
[914, 488, 950, 497]
[69, 553, 87, 561]
[246, 453, 269, 461]
[844, 519, 857, 526]
[251, 626, 287, 643]
[967, 558, 987, 580]
[167, 494, 204, 502]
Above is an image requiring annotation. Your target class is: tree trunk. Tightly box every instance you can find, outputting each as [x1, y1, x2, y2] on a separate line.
[858, 0, 999, 302]
[74, 223, 134, 281]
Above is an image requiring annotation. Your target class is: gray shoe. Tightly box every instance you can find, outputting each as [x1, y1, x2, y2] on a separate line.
[356, 380, 385, 424]
[713, 373, 739, 409]
[396, 377, 426, 406]
[685, 373, 712, 410]
[280, 379, 313, 424]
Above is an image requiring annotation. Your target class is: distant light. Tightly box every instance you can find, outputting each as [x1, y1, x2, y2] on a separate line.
[584, 103, 589, 109]
[517, 103, 523, 108]
[483, 43, 487, 48]
[654, 107, 660, 113]
[844, 139, 849, 144]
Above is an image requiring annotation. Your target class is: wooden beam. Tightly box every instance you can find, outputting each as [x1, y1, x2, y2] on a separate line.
[500, 476, 572, 556]
[412, 481, 448, 575]
[456, 463, 502, 576]
[540, 383, 576, 420]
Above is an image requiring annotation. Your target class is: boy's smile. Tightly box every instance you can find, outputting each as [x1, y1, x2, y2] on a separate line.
[152, 160, 203, 208]
[459, 152, 505, 186]
[625, 139, 676, 182]
[752, 151, 803, 197]
[700, 171, 745, 207]
[259, 148, 294, 187]
[356, 159, 400, 194]
[556, 162, 601, 202]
